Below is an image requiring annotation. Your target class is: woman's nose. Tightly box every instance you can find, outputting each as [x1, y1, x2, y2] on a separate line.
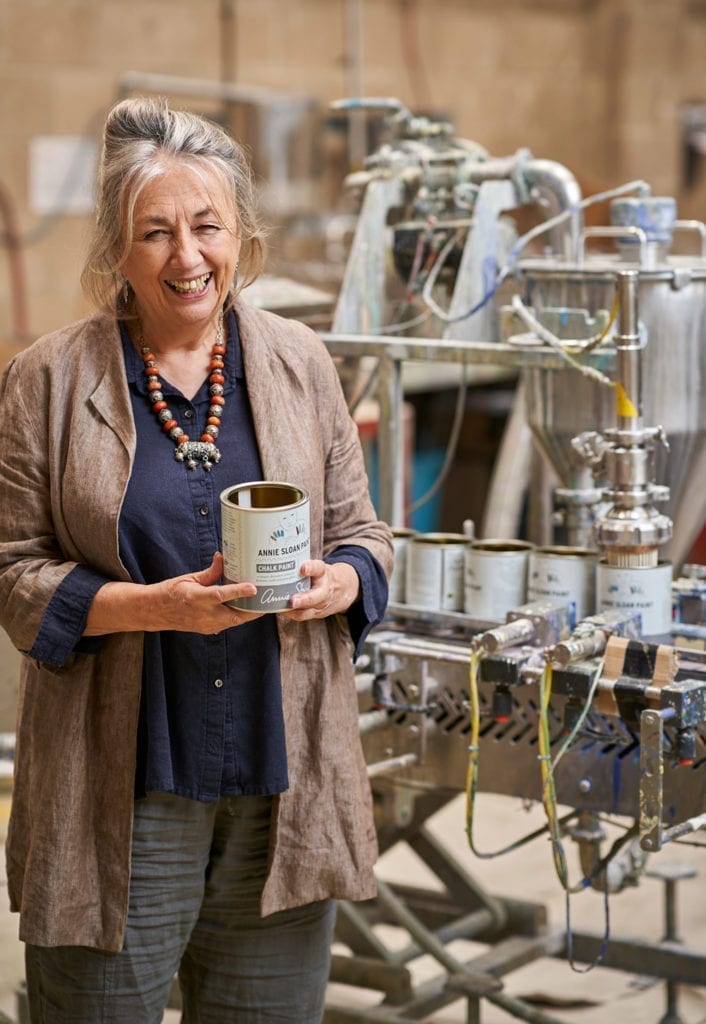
[172, 229, 201, 267]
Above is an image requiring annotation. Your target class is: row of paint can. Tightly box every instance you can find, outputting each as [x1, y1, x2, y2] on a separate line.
[392, 530, 672, 633]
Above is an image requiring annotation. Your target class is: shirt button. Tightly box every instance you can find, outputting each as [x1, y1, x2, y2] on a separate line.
[199, 506, 209, 516]
[184, 409, 194, 419]
[214, 678, 224, 689]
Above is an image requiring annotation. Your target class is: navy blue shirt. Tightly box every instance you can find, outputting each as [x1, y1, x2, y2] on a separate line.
[29, 308, 388, 802]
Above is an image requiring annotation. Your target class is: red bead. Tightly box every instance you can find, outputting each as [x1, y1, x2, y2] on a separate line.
[141, 327, 227, 467]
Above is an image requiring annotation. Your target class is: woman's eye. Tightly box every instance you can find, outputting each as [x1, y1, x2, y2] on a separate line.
[197, 224, 220, 234]
[144, 229, 168, 240]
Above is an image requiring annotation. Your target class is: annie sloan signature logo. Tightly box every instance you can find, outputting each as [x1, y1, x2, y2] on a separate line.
[259, 580, 310, 605]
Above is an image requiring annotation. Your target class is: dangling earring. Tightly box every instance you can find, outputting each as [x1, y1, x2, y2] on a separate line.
[232, 262, 239, 292]
[122, 279, 131, 308]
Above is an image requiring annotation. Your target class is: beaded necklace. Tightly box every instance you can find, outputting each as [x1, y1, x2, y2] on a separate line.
[139, 314, 226, 471]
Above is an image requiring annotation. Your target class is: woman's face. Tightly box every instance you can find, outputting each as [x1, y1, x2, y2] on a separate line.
[121, 161, 241, 339]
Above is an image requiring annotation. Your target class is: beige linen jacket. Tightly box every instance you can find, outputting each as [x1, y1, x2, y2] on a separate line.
[0, 299, 392, 951]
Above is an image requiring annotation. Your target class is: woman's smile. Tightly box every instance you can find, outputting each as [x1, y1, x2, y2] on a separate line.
[121, 162, 241, 343]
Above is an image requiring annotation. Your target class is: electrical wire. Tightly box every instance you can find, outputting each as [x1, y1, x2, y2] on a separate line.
[510, 294, 617, 388]
[541, 657, 605, 792]
[464, 645, 579, 858]
[419, 178, 652, 328]
[405, 351, 467, 517]
[537, 662, 613, 972]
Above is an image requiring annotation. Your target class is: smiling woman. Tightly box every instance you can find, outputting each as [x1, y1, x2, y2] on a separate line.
[0, 96, 393, 1023]
[119, 166, 241, 398]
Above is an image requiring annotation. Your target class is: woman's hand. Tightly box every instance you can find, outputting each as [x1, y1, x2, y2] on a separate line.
[282, 559, 360, 622]
[85, 552, 263, 636]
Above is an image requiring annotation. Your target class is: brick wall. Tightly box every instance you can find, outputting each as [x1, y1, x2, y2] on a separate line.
[1, 0, 705, 347]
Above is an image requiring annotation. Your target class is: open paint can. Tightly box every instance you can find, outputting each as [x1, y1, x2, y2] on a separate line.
[405, 533, 468, 612]
[220, 481, 310, 612]
[390, 528, 417, 603]
[464, 539, 533, 621]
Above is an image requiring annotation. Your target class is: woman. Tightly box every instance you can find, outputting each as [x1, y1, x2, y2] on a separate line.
[0, 96, 392, 1022]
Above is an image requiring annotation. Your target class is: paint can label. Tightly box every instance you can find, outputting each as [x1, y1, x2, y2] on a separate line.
[596, 561, 673, 636]
[405, 533, 468, 611]
[220, 482, 311, 613]
[464, 540, 533, 621]
[390, 528, 417, 604]
[528, 546, 597, 627]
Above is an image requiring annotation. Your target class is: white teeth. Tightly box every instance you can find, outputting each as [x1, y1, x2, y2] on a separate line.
[167, 273, 211, 293]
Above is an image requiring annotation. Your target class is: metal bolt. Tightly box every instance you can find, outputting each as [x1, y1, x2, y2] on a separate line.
[578, 778, 592, 794]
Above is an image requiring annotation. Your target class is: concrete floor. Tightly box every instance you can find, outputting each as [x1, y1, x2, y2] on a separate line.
[0, 624, 704, 1023]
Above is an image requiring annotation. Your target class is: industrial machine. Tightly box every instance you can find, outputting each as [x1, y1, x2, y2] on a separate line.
[321, 99, 706, 1024]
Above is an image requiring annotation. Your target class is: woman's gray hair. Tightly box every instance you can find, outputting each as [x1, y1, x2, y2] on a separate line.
[81, 95, 266, 311]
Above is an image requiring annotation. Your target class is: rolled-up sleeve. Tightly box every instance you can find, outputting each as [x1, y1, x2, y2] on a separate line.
[28, 564, 112, 667]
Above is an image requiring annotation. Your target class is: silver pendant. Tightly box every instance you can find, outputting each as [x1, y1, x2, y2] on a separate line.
[175, 441, 221, 471]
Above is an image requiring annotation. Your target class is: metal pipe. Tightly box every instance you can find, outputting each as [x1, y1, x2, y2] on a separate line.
[615, 270, 642, 431]
[358, 709, 390, 735]
[376, 880, 573, 1024]
[377, 355, 406, 526]
[460, 155, 582, 260]
[521, 159, 584, 261]
[0, 180, 31, 342]
[550, 630, 608, 667]
[378, 637, 473, 665]
[219, 0, 238, 126]
[343, 0, 366, 168]
[320, 333, 617, 373]
[367, 753, 418, 778]
[118, 70, 313, 108]
[480, 618, 536, 653]
[574, 812, 647, 893]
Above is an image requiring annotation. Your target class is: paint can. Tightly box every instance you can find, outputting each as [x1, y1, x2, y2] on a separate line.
[527, 546, 597, 627]
[405, 533, 469, 612]
[219, 481, 310, 612]
[390, 528, 417, 604]
[464, 539, 533, 621]
[596, 560, 673, 636]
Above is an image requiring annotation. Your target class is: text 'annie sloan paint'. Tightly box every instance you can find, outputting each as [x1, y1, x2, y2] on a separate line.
[220, 481, 310, 613]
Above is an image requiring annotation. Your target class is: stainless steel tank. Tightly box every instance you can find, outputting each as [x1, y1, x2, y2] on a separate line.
[518, 253, 706, 558]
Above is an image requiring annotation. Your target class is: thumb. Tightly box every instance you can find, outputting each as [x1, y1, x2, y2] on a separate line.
[194, 551, 225, 587]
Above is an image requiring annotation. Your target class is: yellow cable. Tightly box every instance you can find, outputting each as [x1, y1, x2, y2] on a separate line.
[538, 663, 570, 889]
[464, 645, 482, 852]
